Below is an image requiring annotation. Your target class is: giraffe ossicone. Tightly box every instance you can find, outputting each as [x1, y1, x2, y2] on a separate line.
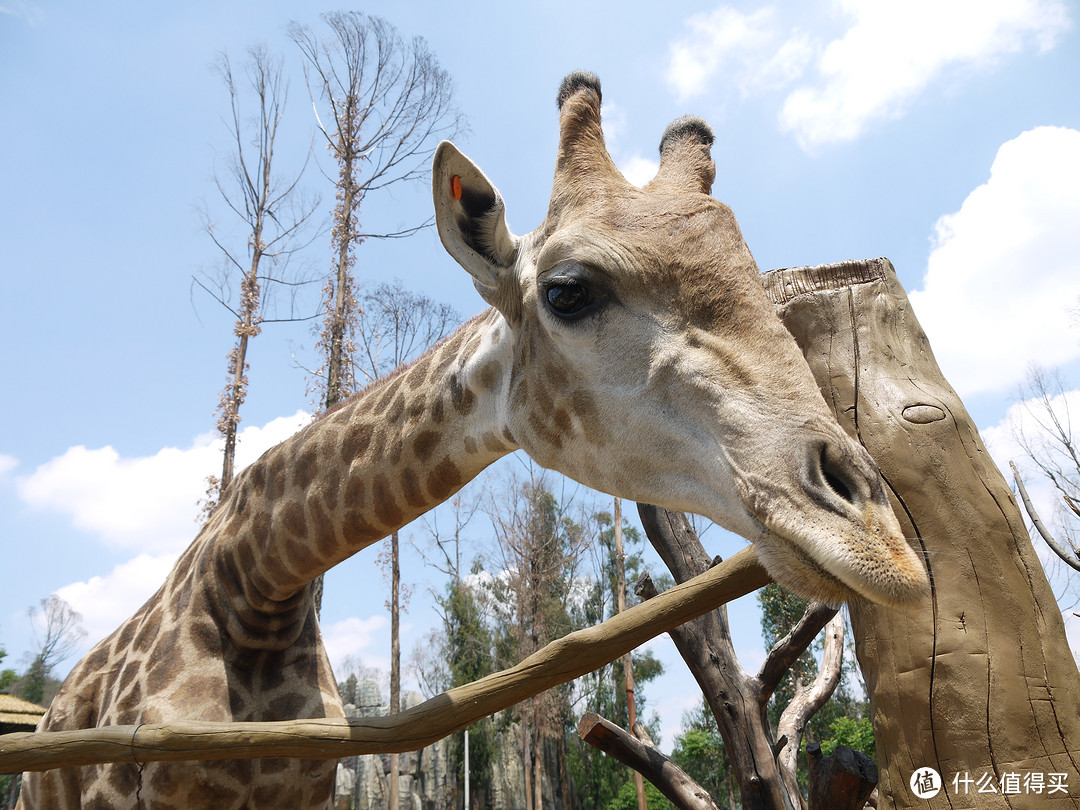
[19, 71, 927, 809]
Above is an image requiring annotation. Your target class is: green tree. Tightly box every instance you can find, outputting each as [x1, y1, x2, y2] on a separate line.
[670, 698, 737, 808]
[194, 45, 320, 519]
[0, 640, 17, 692]
[606, 778, 675, 810]
[442, 570, 496, 808]
[760, 583, 874, 801]
[489, 474, 590, 810]
[821, 716, 876, 759]
[20, 596, 86, 706]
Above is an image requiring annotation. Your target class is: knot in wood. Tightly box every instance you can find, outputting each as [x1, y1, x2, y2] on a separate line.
[901, 404, 946, 424]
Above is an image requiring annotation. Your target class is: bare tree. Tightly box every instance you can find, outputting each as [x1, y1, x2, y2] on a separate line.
[195, 46, 321, 516]
[22, 596, 87, 705]
[288, 11, 464, 412]
[1011, 365, 1080, 574]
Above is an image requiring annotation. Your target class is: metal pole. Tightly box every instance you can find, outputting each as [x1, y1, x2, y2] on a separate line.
[464, 727, 470, 809]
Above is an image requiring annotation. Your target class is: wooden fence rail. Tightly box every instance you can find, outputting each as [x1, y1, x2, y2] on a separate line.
[1, 546, 769, 774]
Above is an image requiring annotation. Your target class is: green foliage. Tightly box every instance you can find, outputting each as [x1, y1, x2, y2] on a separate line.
[339, 673, 359, 706]
[565, 507, 671, 810]
[442, 576, 496, 803]
[0, 641, 15, 692]
[759, 583, 820, 730]
[671, 698, 735, 806]
[605, 778, 675, 810]
[820, 716, 876, 761]
[565, 646, 665, 810]
[20, 655, 48, 705]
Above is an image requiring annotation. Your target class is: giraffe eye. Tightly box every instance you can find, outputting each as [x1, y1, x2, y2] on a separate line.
[542, 261, 606, 321]
[545, 282, 593, 318]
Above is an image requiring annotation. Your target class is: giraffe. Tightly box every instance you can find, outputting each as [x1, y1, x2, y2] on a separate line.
[19, 72, 927, 809]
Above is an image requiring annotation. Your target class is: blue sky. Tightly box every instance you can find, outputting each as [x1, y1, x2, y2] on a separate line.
[2, 0, 1080, 748]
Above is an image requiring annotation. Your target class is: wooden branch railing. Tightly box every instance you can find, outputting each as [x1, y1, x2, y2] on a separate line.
[0, 545, 769, 774]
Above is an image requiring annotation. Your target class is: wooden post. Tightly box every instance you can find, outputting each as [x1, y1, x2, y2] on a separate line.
[763, 258, 1080, 809]
[805, 744, 877, 810]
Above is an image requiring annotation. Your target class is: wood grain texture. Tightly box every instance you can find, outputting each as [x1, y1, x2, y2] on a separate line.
[765, 257, 1080, 809]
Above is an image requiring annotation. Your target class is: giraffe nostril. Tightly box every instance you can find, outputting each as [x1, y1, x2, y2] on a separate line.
[816, 442, 864, 508]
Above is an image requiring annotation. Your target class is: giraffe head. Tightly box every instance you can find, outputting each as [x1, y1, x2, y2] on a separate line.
[433, 72, 927, 607]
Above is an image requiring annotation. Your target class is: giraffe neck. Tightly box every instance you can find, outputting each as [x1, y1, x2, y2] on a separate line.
[204, 309, 516, 641]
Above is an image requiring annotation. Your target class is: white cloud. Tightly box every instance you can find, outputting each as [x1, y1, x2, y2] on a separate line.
[908, 127, 1080, 398]
[666, 2, 1070, 150]
[979, 387, 1080, 660]
[15, 411, 310, 554]
[0, 1, 45, 26]
[0, 453, 16, 477]
[779, 0, 1070, 149]
[55, 552, 179, 653]
[601, 102, 661, 187]
[667, 7, 814, 102]
[321, 615, 389, 674]
[620, 155, 661, 187]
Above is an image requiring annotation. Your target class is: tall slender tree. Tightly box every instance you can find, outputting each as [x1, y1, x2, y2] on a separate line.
[288, 11, 463, 413]
[195, 46, 320, 516]
[420, 494, 492, 808]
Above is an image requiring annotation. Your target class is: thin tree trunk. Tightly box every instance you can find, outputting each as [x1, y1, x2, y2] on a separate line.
[533, 728, 543, 810]
[557, 724, 572, 810]
[613, 497, 648, 810]
[220, 330, 247, 493]
[313, 125, 357, 620]
[636, 506, 799, 810]
[220, 243, 260, 495]
[389, 529, 400, 810]
[523, 726, 533, 810]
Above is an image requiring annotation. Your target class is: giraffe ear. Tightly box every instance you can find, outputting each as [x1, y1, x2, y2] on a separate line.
[433, 141, 519, 308]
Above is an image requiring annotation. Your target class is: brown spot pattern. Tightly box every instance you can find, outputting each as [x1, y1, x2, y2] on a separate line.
[373, 475, 404, 528]
[426, 457, 463, 501]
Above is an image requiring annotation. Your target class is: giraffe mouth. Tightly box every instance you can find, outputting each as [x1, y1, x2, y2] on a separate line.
[749, 526, 861, 606]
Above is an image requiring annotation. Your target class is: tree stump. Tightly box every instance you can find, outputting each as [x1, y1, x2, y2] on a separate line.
[806, 743, 877, 810]
[763, 258, 1080, 809]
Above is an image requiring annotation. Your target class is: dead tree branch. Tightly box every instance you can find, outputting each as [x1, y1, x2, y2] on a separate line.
[806, 743, 877, 810]
[637, 504, 801, 810]
[577, 713, 720, 810]
[757, 603, 838, 709]
[775, 612, 846, 807]
[1011, 461, 1080, 572]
